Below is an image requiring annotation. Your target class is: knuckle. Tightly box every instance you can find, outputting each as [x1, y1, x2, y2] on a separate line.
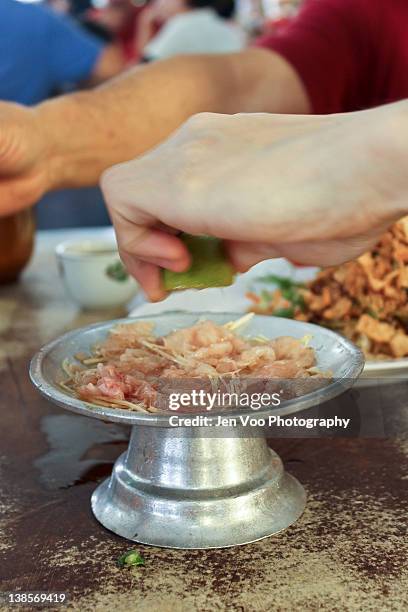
[184, 112, 219, 131]
[100, 163, 125, 197]
[175, 160, 206, 200]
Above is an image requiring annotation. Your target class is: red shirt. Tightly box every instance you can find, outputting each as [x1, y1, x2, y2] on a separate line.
[257, 0, 408, 113]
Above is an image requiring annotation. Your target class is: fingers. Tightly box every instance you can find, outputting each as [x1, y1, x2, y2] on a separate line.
[119, 223, 190, 267]
[108, 206, 191, 299]
[117, 229, 191, 300]
[226, 235, 382, 272]
[101, 154, 199, 300]
[113, 213, 191, 269]
[119, 253, 166, 302]
[276, 237, 381, 267]
[225, 241, 281, 272]
[0, 175, 42, 217]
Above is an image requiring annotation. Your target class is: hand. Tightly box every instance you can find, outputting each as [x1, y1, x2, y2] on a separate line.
[101, 103, 408, 301]
[0, 102, 52, 216]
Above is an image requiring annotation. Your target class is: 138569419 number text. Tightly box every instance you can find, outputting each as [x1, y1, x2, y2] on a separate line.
[1, 592, 67, 606]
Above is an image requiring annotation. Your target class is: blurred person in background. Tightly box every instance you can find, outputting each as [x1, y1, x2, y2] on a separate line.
[236, 0, 264, 36]
[69, 0, 93, 17]
[0, 0, 126, 228]
[138, 0, 244, 60]
[261, 0, 302, 34]
[89, 0, 150, 63]
[236, 0, 301, 38]
[0, 0, 124, 105]
[46, 0, 119, 43]
[47, 0, 71, 14]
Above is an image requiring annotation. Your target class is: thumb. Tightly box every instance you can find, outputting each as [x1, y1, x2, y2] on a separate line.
[0, 175, 42, 218]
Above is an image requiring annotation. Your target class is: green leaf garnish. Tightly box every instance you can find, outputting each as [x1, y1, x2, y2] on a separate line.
[256, 274, 305, 312]
[117, 550, 145, 568]
[281, 287, 306, 310]
[366, 308, 379, 320]
[257, 274, 305, 290]
[106, 261, 129, 283]
[258, 289, 273, 310]
[273, 307, 296, 318]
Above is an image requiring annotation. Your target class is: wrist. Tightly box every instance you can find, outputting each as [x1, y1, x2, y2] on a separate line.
[36, 92, 101, 190]
[35, 97, 72, 191]
[366, 100, 408, 218]
[388, 100, 408, 215]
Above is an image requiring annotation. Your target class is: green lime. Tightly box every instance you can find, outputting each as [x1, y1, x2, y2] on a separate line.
[163, 234, 235, 291]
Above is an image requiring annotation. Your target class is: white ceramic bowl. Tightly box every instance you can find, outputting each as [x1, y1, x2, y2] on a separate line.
[56, 239, 138, 309]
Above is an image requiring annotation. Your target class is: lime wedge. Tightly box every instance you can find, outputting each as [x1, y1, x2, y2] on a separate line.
[163, 234, 235, 291]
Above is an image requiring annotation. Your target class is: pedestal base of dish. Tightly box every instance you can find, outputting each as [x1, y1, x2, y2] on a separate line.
[91, 424, 306, 549]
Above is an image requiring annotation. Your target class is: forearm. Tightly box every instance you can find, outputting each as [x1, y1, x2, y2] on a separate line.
[38, 54, 247, 190]
[37, 49, 310, 190]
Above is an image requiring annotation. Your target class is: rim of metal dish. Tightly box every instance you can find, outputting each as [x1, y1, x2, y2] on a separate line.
[29, 311, 364, 427]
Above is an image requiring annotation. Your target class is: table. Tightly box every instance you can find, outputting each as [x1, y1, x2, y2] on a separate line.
[1, 230, 407, 611]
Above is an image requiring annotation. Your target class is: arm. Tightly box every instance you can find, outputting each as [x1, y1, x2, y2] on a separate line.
[48, 10, 122, 87]
[100, 101, 408, 300]
[43, 48, 310, 186]
[0, 48, 309, 215]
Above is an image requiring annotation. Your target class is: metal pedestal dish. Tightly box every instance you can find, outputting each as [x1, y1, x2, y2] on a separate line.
[30, 313, 364, 549]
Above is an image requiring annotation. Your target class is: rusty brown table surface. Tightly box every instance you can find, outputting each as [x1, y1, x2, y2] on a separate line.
[0, 229, 407, 612]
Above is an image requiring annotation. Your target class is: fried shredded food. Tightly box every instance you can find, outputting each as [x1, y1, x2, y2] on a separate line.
[60, 317, 326, 413]
[248, 218, 408, 359]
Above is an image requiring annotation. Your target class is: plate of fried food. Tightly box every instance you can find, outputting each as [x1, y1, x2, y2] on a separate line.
[247, 218, 408, 381]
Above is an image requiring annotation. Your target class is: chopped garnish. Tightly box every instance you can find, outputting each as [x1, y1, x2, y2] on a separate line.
[117, 550, 145, 568]
[257, 274, 305, 290]
[224, 312, 254, 331]
[366, 308, 379, 320]
[105, 261, 129, 282]
[273, 307, 296, 318]
[256, 275, 305, 311]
